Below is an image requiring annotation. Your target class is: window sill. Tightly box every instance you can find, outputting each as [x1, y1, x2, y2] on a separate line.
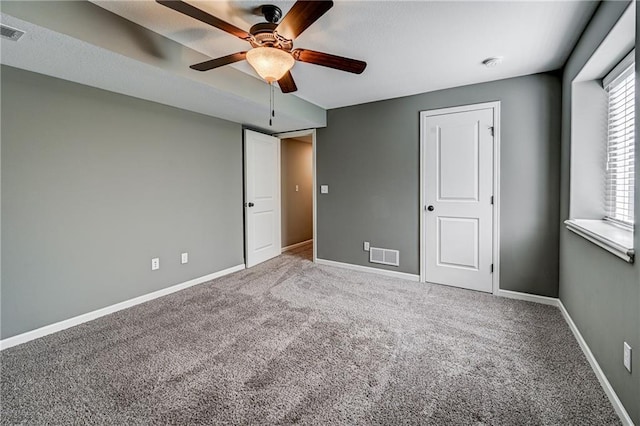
[564, 219, 635, 263]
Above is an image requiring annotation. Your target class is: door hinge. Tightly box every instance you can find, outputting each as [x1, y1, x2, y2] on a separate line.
[489, 126, 494, 136]
[490, 195, 494, 205]
[490, 264, 494, 273]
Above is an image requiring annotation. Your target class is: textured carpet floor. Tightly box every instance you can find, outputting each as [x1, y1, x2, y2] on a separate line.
[1, 244, 620, 425]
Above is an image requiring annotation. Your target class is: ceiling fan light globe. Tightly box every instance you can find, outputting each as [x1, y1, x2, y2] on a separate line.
[246, 47, 295, 83]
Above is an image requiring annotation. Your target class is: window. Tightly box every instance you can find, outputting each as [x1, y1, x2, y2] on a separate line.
[604, 57, 635, 227]
[565, 2, 636, 264]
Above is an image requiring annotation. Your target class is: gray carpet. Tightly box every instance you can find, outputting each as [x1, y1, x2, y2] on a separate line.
[1, 244, 619, 425]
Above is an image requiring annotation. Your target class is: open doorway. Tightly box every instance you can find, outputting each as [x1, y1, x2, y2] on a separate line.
[243, 129, 316, 270]
[280, 135, 313, 259]
[276, 129, 316, 262]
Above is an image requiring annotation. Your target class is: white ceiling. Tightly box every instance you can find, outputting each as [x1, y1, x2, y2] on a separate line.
[1, 0, 598, 130]
[0, 2, 325, 133]
[92, 0, 598, 109]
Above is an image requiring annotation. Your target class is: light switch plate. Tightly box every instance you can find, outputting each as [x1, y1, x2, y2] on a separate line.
[624, 342, 632, 372]
[320, 185, 329, 194]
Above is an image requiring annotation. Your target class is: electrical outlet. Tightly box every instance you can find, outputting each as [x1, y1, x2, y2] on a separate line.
[320, 185, 329, 194]
[151, 257, 160, 271]
[623, 342, 632, 372]
[295, 185, 299, 192]
[181, 252, 188, 264]
[364, 241, 370, 251]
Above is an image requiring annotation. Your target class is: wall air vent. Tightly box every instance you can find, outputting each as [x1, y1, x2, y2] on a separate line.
[1, 25, 25, 41]
[369, 247, 400, 267]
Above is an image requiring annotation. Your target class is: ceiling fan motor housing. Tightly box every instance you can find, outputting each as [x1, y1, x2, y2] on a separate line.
[249, 22, 292, 50]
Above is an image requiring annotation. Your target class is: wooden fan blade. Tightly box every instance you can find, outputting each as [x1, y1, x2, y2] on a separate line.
[276, 0, 333, 40]
[190, 52, 247, 71]
[156, 0, 252, 41]
[293, 49, 367, 74]
[278, 71, 298, 93]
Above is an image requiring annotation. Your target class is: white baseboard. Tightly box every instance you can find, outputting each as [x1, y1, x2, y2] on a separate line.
[0, 263, 245, 351]
[282, 239, 313, 252]
[557, 301, 634, 426]
[494, 289, 560, 306]
[315, 258, 420, 281]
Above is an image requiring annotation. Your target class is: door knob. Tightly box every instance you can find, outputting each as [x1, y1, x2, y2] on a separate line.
[247, 202, 254, 207]
[427, 205, 434, 211]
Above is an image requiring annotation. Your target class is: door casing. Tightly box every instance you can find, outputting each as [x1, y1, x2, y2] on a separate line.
[419, 101, 501, 294]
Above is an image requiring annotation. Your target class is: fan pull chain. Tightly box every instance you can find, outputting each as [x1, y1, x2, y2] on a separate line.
[269, 82, 274, 126]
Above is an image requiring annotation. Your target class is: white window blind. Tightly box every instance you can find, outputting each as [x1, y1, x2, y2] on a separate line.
[604, 54, 635, 226]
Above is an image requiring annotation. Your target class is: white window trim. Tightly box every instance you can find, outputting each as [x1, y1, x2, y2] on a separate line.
[564, 219, 635, 263]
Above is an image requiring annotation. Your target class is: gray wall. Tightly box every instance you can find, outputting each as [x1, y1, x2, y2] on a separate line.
[281, 138, 313, 248]
[1, 66, 244, 339]
[317, 73, 561, 297]
[559, 1, 640, 423]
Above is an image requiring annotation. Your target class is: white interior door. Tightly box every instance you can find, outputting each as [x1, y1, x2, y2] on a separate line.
[423, 107, 494, 293]
[244, 130, 281, 268]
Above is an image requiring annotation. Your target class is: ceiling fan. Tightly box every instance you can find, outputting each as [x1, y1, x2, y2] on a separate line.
[156, 0, 367, 93]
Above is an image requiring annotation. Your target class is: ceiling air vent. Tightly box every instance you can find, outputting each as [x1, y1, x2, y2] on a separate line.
[1, 24, 25, 41]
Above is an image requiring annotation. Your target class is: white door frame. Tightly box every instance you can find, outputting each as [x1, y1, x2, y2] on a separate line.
[275, 129, 317, 262]
[419, 101, 501, 294]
